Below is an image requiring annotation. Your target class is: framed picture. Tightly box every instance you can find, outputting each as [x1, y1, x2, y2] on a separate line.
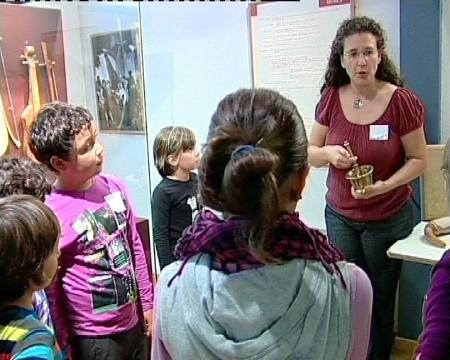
[91, 29, 145, 134]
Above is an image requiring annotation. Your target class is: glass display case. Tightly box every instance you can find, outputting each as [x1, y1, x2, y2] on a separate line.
[0, 1, 251, 275]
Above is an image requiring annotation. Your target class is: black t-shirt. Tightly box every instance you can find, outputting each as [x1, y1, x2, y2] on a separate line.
[151, 173, 199, 269]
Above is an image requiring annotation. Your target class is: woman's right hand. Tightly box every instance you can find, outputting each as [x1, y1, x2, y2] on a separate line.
[327, 145, 357, 169]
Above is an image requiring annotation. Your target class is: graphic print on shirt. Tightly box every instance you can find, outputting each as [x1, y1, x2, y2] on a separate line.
[72, 191, 137, 314]
[187, 195, 199, 221]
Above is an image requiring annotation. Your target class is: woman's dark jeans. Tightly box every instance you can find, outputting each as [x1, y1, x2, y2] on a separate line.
[325, 202, 413, 360]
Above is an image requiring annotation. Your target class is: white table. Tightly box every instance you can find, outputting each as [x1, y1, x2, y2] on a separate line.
[387, 221, 449, 265]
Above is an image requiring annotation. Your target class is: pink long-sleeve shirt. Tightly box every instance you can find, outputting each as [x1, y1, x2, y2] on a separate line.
[46, 173, 153, 348]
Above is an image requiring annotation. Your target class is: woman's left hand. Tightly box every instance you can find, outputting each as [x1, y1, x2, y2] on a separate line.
[351, 180, 390, 200]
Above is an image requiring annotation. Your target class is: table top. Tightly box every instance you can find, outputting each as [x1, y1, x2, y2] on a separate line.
[387, 221, 450, 265]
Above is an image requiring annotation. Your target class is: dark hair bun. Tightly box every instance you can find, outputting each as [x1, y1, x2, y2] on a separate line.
[222, 147, 279, 216]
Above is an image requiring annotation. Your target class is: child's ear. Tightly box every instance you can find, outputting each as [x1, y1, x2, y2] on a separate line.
[28, 274, 45, 292]
[289, 166, 310, 201]
[167, 154, 179, 167]
[50, 156, 67, 172]
[29, 271, 54, 292]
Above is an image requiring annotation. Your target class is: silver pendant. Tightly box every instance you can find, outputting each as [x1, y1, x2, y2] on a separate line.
[353, 99, 364, 109]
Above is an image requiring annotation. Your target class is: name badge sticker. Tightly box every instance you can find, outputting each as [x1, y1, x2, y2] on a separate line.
[369, 125, 389, 141]
[105, 191, 126, 213]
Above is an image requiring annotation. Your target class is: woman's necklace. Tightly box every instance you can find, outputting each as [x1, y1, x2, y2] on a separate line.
[353, 98, 364, 109]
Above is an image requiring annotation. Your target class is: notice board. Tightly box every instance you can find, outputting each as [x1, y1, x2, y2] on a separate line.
[250, 0, 353, 136]
[250, 1, 353, 231]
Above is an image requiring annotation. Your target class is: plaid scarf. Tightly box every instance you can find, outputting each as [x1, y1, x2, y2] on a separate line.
[171, 209, 346, 286]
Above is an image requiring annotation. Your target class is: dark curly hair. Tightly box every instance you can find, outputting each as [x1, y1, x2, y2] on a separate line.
[30, 102, 93, 172]
[199, 88, 308, 260]
[0, 155, 51, 201]
[0, 195, 60, 305]
[321, 16, 403, 93]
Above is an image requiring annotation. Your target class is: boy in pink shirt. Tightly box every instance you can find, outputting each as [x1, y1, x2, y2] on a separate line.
[30, 103, 153, 360]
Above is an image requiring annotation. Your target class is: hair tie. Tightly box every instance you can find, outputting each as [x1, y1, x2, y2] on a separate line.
[231, 144, 255, 160]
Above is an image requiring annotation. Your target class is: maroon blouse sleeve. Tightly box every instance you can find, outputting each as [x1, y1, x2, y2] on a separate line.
[394, 88, 425, 136]
[417, 250, 450, 359]
[315, 87, 337, 127]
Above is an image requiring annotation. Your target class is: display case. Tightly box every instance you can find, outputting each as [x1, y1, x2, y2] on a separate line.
[0, 2, 151, 208]
[0, 2, 252, 274]
[0, 2, 155, 272]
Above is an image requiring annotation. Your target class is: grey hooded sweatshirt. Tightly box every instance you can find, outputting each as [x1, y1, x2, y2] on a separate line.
[153, 254, 355, 360]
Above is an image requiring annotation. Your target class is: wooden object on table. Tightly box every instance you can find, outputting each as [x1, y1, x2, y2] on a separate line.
[387, 221, 448, 265]
[424, 216, 450, 248]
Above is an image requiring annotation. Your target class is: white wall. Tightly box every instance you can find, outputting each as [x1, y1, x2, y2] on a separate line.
[441, 0, 450, 142]
[355, 0, 401, 68]
[140, 3, 252, 194]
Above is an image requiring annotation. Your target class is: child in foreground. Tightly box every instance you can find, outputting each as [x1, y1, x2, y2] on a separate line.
[0, 195, 62, 359]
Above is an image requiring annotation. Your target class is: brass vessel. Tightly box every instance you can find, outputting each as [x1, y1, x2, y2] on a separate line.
[345, 165, 374, 191]
[343, 140, 374, 192]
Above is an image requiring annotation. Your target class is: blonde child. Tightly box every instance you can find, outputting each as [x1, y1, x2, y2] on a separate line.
[152, 126, 201, 269]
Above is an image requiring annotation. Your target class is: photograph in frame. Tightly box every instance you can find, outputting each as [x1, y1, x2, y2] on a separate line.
[91, 28, 144, 134]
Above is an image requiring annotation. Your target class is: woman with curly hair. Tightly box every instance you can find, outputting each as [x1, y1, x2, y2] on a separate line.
[308, 16, 427, 359]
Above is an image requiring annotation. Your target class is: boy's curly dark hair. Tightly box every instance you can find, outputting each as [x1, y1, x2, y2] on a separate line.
[0, 155, 51, 202]
[30, 102, 93, 172]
